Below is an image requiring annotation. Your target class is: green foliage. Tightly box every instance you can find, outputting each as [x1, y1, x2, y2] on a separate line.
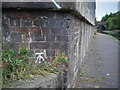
[101, 11, 120, 30]
[107, 17, 118, 30]
[101, 13, 109, 21]
[2, 49, 68, 87]
[53, 52, 68, 66]
[40, 52, 68, 76]
[2, 48, 30, 84]
[38, 52, 68, 76]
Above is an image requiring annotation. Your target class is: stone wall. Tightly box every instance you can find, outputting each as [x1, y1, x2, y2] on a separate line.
[0, 1, 2, 89]
[2, 10, 69, 62]
[58, 1, 96, 25]
[67, 20, 94, 88]
[2, 2, 96, 88]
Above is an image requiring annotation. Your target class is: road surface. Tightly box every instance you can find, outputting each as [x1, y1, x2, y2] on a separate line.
[75, 33, 119, 88]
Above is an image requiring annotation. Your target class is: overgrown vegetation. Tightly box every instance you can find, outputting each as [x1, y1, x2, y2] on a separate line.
[101, 11, 120, 30]
[105, 32, 120, 40]
[96, 11, 120, 40]
[32, 52, 68, 76]
[97, 11, 120, 30]
[2, 48, 31, 84]
[2, 48, 68, 86]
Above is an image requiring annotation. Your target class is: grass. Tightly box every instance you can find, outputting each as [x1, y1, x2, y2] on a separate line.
[2, 48, 32, 85]
[93, 35, 97, 40]
[93, 32, 97, 40]
[2, 49, 68, 87]
[104, 33, 120, 41]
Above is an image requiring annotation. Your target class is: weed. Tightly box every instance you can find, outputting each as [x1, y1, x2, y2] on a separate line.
[90, 48, 93, 50]
[2, 49, 68, 86]
[80, 70, 85, 76]
[39, 52, 68, 76]
[98, 58, 102, 60]
[94, 31, 97, 35]
[52, 52, 68, 66]
[2, 48, 30, 84]
[38, 52, 68, 76]
[93, 35, 97, 40]
[101, 77, 106, 80]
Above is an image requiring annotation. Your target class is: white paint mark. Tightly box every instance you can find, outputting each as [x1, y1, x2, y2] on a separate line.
[51, 0, 61, 9]
[35, 53, 45, 63]
[28, 32, 32, 43]
[29, 38, 32, 43]
[106, 73, 110, 76]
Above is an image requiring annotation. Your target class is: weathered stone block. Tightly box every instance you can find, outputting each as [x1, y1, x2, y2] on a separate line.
[46, 35, 55, 41]
[51, 42, 62, 49]
[73, 22, 80, 27]
[60, 43, 68, 53]
[34, 17, 48, 28]
[30, 42, 50, 49]
[32, 33, 44, 41]
[62, 28, 68, 35]
[56, 35, 68, 42]
[51, 28, 62, 35]
[11, 34, 22, 42]
[46, 49, 55, 57]
[19, 43, 29, 49]
[10, 18, 20, 26]
[21, 18, 32, 27]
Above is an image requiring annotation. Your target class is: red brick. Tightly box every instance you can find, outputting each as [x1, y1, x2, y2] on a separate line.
[29, 27, 41, 34]
[29, 27, 50, 35]
[30, 42, 50, 49]
[41, 28, 50, 35]
[19, 43, 29, 49]
[19, 11, 29, 18]
[18, 27, 29, 34]
[6, 11, 17, 18]
[10, 27, 28, 34]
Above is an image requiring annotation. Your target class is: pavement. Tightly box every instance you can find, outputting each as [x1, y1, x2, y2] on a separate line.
[75, 33, 119, 88]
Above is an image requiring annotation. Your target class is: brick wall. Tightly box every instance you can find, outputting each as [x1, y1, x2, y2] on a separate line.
[2, 10, 69, 62]
[2, 8, 95, 88]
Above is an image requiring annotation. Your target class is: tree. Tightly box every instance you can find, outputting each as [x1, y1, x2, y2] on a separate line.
[101, 11, 120, 30]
